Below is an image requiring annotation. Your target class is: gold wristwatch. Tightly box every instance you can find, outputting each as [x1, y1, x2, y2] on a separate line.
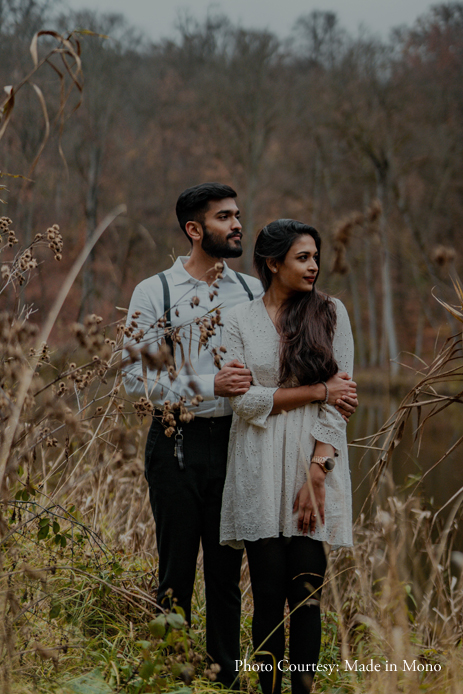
[311, 456, 336, 473]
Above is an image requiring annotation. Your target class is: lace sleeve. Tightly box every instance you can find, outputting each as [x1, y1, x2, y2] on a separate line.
[223, 307, 278, 429]
[311, 299, 354, 451]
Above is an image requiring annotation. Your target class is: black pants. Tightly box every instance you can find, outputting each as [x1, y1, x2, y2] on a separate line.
[245, 536, 327, 694]
[145, 414, 242, 689]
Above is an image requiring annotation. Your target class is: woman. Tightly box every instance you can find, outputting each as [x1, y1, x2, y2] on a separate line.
[220, 220, 355, 693]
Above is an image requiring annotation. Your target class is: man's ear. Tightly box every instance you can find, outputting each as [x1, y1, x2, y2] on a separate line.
[185, 220, 202, 243]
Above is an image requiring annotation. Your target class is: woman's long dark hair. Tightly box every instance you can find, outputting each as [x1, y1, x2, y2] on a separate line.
[254, 219, 338, 386]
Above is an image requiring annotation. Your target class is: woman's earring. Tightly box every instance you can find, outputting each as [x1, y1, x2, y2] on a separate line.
[272, 268, 277, 273]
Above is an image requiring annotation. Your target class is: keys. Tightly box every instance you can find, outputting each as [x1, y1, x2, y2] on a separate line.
[174, 427, 184, 470]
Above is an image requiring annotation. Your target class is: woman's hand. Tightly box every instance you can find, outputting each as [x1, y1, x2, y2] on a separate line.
[293, 464, 326, 535]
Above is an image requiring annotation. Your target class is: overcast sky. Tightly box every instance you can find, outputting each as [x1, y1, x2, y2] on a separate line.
[63, 0, 434, 42]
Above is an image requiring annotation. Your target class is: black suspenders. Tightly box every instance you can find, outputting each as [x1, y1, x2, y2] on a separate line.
[158, 269, 254, 355]
[158, 271, 174, 355]
[234, 271, 254, 301]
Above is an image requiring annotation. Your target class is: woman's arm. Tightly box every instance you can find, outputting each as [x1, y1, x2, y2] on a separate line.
[270, 373, 356, 415]
[310, 299, 355, 451]
[293, 441, 335, 535]
[223, 307, 279, 428]
[293, 301, 355, 534]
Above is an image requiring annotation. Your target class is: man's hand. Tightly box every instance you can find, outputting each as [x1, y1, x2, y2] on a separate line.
[214, 359, 252, 397]
[326, 372, 358, 422]
[335, 394, 358, 421]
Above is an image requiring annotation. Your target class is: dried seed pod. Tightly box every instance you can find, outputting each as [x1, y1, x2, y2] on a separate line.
[431, 245, 456, 267]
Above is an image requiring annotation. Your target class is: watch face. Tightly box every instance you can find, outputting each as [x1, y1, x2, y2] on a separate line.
[324, 457, 336, 471]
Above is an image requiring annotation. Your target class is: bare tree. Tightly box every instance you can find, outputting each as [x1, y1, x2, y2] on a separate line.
[56, 10, 141, 318]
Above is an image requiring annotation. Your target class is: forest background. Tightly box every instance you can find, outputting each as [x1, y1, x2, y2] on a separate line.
[1, 1, 463, 693]
[2, 0, 463, 376]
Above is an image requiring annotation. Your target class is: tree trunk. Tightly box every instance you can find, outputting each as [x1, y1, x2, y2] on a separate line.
[79, 144, 102, 320]
[243, 192, 254, 274]
[364, 236, 378, 366]
[376, 174, 399, 378]
[243, 167, 259, 274]
[349, 264, 366, 368]
[380, 231, 399, 376]
[311, 146, 322, 228]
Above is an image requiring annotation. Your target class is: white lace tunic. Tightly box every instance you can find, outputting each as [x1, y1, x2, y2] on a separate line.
[219, 296, 354, 549]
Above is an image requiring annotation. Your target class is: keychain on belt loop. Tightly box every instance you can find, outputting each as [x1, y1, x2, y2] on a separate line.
[174, 427, 184, 470]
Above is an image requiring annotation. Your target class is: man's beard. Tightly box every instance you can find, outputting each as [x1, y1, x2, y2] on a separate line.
[200, 224, 243, 259]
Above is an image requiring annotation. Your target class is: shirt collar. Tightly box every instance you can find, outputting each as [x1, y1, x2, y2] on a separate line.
[170, 256, 238, 286]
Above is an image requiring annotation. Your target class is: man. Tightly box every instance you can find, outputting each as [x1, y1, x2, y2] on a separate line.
[123, 182, 357, 688]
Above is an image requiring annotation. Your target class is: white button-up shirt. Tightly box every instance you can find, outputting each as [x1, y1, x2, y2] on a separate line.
[123, 256, 263, 417]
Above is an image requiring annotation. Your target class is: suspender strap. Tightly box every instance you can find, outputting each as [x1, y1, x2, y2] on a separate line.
[235, 271, 254, 301]
[158, 271, 174, 355]
[158, 269, 253, 356]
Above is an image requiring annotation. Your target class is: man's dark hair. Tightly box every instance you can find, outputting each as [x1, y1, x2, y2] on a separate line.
[175, 182, 237, 242]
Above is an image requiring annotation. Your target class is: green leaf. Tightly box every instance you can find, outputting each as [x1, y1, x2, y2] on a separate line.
[119, 664, 132, 677]
[59, 667, 113, 693]
[111, 561, 123, 576]
[173, 605, 186, 619]
[60, 535, 67, 548]
[49, 604, 61, 620]
[135, 640, 151, 650]
[21, 490, 30, 501]
[167, 613, 184, 629]
[53, 521, 60, 534]
[149, 618, 166, 639]
[139, 660, 155, 681]
[15, 490, 23, 500]
[39, 518, 49, 527]
[37, 525, 49, 541]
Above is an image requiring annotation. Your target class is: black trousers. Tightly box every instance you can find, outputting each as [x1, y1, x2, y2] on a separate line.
[145, 414, 242, 689]
[245, 536, 327, 694]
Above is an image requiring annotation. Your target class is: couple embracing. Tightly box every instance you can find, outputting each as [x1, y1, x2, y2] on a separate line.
[124, 182, 357, 693]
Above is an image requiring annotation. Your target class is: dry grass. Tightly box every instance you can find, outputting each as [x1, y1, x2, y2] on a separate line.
[2, 216, 463, 694]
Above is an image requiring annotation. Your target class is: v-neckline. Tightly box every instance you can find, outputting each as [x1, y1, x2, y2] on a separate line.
[260, 296, 280, 335]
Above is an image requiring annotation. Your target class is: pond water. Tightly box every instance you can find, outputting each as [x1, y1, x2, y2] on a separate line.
[347, 391, 463, 536]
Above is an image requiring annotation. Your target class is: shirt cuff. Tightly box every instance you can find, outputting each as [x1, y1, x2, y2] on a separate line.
[195, 373, 216, 401]
[311, 408, 345, 453]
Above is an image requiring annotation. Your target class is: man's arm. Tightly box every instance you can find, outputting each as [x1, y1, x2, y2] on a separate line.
[123, 282, 253, 405]
[123, 283, 214, 404]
